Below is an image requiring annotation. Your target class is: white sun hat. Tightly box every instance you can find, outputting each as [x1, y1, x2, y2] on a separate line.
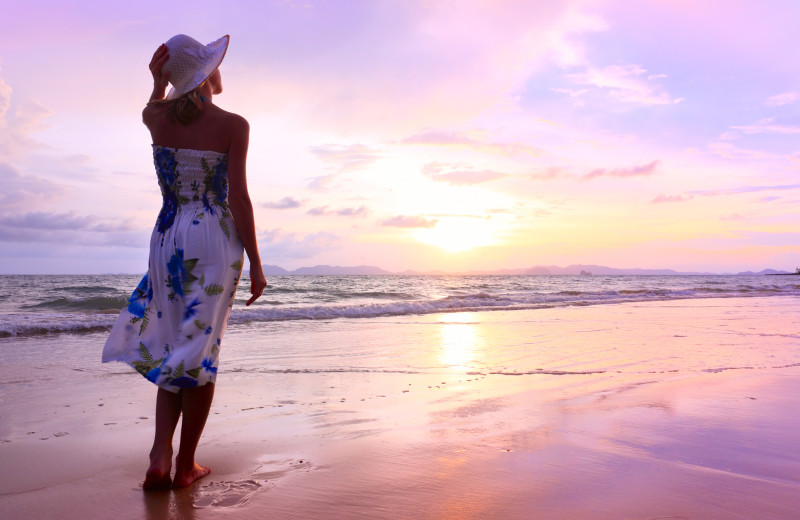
[163, 34, 229, 100]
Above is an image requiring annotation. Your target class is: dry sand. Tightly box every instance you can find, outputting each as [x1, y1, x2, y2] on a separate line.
[1, 297, 799, 519]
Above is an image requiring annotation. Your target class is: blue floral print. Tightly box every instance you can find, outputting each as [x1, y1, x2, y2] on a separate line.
[170, 376, 199, 388]
[102, 146, 244, 393]
[201, 357, 217, 374]
[126, 274, 152, 318]
[154, 147, 180, 233]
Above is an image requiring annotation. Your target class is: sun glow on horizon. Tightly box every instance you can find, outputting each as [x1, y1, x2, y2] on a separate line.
[415, 217, 502, 253]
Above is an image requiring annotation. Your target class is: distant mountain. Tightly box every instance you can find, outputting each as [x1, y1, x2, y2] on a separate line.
[523, 264, 712, 276]
[262, 265, 290, 275]
[259, 263, 788, 276]
[263, 264, 393, 275]
[737, 268, 791, 276]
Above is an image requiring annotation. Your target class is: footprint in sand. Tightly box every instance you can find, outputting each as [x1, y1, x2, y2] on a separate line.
[193, 479, 263, 507]
[193, 458, 314, 508]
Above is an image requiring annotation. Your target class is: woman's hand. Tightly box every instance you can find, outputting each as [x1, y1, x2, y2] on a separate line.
[246, 264, 267, 306]
[148, 44, 170, 102]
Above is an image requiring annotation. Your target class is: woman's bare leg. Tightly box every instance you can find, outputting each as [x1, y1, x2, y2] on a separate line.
[172, 383, 215, 488]
[143, 388, 181, 490]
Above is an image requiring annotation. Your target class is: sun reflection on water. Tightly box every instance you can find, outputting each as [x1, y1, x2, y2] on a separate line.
[437, 313, 485, 371]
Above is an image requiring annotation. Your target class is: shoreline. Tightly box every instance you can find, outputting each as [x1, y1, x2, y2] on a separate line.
[2, 296, 799, 519]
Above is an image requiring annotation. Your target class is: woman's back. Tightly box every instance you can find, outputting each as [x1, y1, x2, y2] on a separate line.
[143, 102, 246, 154]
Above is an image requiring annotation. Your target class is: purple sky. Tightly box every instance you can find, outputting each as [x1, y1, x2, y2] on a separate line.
[1, 0, 799, 273]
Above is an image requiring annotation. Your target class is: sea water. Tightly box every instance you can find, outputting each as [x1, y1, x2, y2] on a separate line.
[1, 273, 798, 337]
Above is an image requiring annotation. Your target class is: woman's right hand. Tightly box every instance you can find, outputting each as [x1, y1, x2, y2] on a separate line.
[246, 264, 267, 306]
[149, 44, 170, 95]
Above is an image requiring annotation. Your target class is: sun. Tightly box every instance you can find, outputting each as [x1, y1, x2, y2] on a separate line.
[415, 217, 499, 253]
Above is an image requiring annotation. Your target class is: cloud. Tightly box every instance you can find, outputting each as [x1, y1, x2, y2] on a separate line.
[706, 142, 779, 160]
[381, 215, 439, 228]
[720, 213, 747, 221]
[566, 64, 684, 106]
[529, 166, 566, 180]
[730, 118, 800, 135]
[422, 162, 508, 185]
[309, 143, 383, 174]
[241, 1, 604, 133]
[428, 213, 489, 219]
[0, 162, 65, 210]
[0, 210, 144, 246]
[690, 183, 800, 197]
[402, 131, 543, 157]
[0, 211, 92, 230]
[0, 71, 53, 162]
[258, 229, 342, 260]
[403, 131, 474, 146]
[335, 206, 368, 217]
[263, 196, 303, 209]
[0, 209, 141, 244]
[651, 194, 690, 204]
[583, 160, 659, 180]
[0, 76, 10, 119]
[765, 92, 800, 106]
[307, 205, 369, 217]
[549, 87, 588, 106]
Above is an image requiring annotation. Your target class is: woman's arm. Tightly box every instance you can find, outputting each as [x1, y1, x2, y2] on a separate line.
[227, 116, 267, 306]
[148, 44, 170, 103]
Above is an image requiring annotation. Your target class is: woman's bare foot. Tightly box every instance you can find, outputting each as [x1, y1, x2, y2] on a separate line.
[143, 469, 172, 491]
[172, 461, 211, 488]
[143, 447, 173, 491]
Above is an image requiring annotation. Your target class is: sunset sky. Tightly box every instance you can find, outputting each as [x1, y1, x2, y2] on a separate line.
[1, 0, 799, 274]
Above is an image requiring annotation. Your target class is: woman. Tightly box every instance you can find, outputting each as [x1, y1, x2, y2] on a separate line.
[102, 34, 267, 490]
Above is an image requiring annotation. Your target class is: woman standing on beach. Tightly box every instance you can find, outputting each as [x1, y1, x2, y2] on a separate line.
[102, 34, 267, 490]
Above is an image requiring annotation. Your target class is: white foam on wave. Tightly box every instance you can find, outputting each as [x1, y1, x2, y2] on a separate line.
[229, 285, 800, 325]
[0, 313, 116, 337]
[3, 282, 799, 336]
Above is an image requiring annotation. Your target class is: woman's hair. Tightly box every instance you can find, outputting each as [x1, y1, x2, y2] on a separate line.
[166, 86, 204, 125]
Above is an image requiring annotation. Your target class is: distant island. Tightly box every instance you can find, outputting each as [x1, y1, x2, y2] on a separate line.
[259, 264, 793, 276]
[766, 267, 800, 276]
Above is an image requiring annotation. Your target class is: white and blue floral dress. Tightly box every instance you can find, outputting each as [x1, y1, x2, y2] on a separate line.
[103, 145, 244, 392]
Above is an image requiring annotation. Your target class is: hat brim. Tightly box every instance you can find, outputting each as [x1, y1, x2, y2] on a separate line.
[166, 35, 229, 100]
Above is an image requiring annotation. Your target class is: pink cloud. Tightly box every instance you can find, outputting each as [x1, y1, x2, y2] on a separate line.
[765, 92, 800, 106]
[258, 229, 342, 260]
[651, 194, 689, 204]
[422, 162, 508, 185]
[731, 118, 800, 135]
[308, 205, 368, 217]
[381, 215, 438, 228]
[309, 144, 383, 173]
[567, 64, 683, 106]
[584, 160, 659, 180]
[529, 166, 566, 180]
[263, 196, 303, 209]
[0, 162, 64, 210]
[403, 130, 543, 157]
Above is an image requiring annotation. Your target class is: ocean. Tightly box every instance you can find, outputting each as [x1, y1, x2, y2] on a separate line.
[2, 273, 798, 337]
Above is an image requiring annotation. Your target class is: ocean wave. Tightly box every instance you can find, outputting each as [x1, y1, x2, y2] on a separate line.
[229, 285, 800, 325]
[0, 313, 116, 337]
[22, 296, 129, 312]
[3, 282, 800, 337]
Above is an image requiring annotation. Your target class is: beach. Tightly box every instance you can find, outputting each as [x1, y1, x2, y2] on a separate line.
[2, 295, 799, 519]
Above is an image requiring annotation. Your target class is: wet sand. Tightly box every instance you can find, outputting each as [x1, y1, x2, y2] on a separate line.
[1, 297, 799, 519]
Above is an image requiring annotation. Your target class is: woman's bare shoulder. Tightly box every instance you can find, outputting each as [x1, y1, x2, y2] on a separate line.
[142, 102, 167, 124]
[213, 106, 249, 131]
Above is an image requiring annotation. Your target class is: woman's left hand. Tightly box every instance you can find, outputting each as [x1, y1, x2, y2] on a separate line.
[246, 264, 267, 306]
